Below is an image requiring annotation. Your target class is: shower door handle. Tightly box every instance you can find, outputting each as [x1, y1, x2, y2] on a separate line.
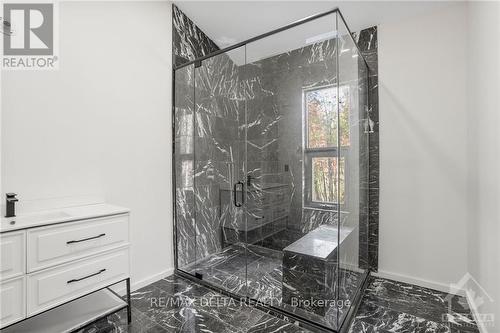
[238, 181, 245, 205]
[233, 181, 244, 207]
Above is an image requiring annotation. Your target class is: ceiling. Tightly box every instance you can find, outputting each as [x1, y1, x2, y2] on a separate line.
[174, 1, 458, 50]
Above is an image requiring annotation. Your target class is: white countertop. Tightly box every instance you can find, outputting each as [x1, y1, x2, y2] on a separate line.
[0, 203, 130, 233]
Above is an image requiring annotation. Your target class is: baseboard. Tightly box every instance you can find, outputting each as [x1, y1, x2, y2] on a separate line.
[374, 269, 466, 296]
[113, 267, 175, 296]
[131, 267, 175, 291]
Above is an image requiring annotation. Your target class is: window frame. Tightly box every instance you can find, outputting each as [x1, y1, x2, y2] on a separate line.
[302, 85, 350, 210]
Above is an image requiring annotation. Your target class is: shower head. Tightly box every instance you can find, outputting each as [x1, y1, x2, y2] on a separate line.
[0, 18, 13, 36]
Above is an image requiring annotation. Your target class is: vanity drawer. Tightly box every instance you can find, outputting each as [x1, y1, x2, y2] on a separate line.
[27, 214, 129, 272]
[0, 276, 26, 328]
[27, 247, 129, 316]
[0, 231, 26, 281]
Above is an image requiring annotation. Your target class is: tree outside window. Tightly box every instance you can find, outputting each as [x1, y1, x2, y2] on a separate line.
[304, 85, 350, 207]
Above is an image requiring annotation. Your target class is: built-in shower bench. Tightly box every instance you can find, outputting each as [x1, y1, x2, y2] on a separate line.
[282, 225, 354, 316]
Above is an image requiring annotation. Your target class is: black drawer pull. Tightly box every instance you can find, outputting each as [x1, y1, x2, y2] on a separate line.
[67, 233, 106, 244]
[67, 269, 106, 284]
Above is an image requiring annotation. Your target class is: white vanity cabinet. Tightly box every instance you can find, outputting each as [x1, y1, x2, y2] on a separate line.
[26, 247, 129, 315]
[0, 230, 26, 327]
[0, 231, 26, 281]
[0, 231, 27, 327]
[0, 206, 130, 329]
[27, 214, 129, 272]
[0, 277, 26, 328]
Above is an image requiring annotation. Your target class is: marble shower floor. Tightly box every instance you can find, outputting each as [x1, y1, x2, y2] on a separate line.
[77, 273, 480, 333]
[183, 244, 284, 301]
[181, 244, 363, 329]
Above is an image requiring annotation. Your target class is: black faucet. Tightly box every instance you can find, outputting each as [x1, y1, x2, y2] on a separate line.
[5, 193, 18, 218]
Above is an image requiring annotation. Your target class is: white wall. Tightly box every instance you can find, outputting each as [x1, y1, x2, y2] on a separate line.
[377, 3, 469, 290]
[1, 1, 174, 289]
[467, 2, 500, 332]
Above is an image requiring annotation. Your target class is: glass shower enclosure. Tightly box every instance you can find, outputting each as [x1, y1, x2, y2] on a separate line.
[173, 9, 370, 332]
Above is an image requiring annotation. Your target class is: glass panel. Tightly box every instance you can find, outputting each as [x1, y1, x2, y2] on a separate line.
[336, 11, 369, 327]
[244, 12, 341, 330]
[191, 46, 248, 293]
[174, 64, 197, 271]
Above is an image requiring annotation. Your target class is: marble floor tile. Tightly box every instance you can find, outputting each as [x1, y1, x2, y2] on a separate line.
[247, 313, 310, 333]
[354, 300, 450, 333]
[76, 308, 168, 333]
[82, 260, 480, 333]
[160, 306, 240, 333]
[349, 276, 480, 333]
[177, 244, 364, 330]
[87, 272, 309, 333]
[348, 319, 389, 333]
[150, 275, 213, 298]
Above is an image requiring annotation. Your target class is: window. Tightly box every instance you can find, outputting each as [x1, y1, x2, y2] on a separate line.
[304, 85, 350, 208]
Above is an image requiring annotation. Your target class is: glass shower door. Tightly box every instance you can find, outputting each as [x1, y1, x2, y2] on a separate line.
[189, 46, 250, 293]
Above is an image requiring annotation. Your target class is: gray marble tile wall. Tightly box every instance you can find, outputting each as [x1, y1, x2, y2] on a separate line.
[172, 4, 219, 67]
[242, 40, 340, 237]
[174, 52, 244, 269]
[242, 35, 373, 239]
[173, 5, 230, 269]
[193, 52, 243, 260]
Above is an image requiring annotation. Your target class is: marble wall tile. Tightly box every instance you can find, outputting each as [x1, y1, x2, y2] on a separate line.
[175, 188, 196, 268]
[242, 38, 345, 237]
[172, 5, 219, 67]
[173, 6, 243, 268]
